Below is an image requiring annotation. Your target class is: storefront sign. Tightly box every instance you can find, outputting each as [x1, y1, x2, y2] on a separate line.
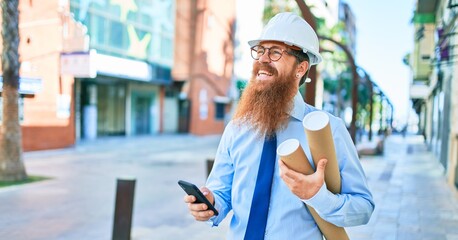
[60, 50, 97, 78]
[96, 53, 152, 81]
[0, 76, 42, 94]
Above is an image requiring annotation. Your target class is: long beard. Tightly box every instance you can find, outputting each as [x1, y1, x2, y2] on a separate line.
[233, 62, 298, 137]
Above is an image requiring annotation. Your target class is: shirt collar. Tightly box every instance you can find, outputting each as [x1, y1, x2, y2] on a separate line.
[290, 92, 305, 121]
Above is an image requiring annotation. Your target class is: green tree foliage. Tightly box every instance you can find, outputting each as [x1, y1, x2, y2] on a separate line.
[263, 0, 301, 24]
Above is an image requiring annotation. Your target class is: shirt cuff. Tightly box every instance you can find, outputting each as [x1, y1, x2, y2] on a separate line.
[206, 215, 218, 226]
[206, 195, 223, 227]
[301, 183, 339, 215]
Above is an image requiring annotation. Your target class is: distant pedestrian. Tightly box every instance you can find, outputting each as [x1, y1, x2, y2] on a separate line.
[183, 12, 374, 239]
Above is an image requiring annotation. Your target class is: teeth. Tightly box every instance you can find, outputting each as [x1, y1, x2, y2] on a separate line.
[258, 70, 273, 76]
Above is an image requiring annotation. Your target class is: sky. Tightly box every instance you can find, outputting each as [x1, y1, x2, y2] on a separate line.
[343, 0, 416, 124]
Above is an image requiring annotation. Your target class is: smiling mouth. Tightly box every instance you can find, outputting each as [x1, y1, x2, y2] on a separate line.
[257, 70, 273, 77]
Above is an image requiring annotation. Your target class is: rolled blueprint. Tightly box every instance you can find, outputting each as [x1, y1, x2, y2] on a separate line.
[277, 138, 348, 240]
[277, 139, 314, 175]
[302, 111, 349, 240]
[303, 111, 341, 194]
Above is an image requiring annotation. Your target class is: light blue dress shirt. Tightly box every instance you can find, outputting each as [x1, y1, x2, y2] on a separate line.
[206, 93, 374, 240]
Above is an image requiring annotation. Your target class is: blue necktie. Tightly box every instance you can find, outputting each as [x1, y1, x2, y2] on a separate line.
[244, 134, 277, 240]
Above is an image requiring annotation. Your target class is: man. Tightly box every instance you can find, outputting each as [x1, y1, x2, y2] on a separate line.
[184, 12, 374, 239]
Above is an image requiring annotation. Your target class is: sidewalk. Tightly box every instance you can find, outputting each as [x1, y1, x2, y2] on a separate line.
[349, 134, 458, 240]
[0, 134, 457, 240]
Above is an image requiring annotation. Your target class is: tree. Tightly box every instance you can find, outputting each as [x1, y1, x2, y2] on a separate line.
[263, 0, 300, 24]
[0, 0, 27, 181]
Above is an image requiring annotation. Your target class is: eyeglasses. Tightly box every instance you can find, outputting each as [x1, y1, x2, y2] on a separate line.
[250, 45, 290, 62]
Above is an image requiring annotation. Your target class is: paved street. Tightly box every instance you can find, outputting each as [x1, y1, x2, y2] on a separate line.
[348, 135, 458, 240]
[0, 134, 457, 240]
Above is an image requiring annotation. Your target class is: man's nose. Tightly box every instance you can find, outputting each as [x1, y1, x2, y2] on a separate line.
[258, 50, 271, 63]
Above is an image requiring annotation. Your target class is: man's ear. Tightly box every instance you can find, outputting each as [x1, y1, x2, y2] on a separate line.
[296, 61, 309, 78]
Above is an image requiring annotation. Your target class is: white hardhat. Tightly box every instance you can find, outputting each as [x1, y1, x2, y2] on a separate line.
[248, 12, 322, 65]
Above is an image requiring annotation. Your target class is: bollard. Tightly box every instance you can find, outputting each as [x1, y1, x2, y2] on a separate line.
[206, 158, 215, 177]
[112, 177, 136, 240]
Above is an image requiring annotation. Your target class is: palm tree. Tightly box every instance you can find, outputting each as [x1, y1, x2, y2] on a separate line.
[0, 0, 27, 181]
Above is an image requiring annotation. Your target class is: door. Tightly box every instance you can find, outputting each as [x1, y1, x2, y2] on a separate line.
[178, 99, 190, 133]
[135, 96, 151, 134]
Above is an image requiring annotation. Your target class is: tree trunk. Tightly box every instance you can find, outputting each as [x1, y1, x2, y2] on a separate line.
[0, 0, 27, 181]
[294, 0, 317, 106]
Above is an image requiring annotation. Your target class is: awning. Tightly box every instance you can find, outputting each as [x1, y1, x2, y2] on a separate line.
[214, 96, 231, 104]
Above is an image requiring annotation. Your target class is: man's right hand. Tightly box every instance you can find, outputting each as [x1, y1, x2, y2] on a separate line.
[183, 186, 216, 221]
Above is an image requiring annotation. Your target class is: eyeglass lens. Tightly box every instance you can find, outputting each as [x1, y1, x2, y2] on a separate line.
[251, 45, 284, 61]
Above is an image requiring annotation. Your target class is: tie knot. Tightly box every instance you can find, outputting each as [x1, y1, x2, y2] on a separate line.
[265, 133, 277, 143]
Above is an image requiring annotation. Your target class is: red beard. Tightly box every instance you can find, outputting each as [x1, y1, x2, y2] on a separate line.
[233, 62, 298, 137]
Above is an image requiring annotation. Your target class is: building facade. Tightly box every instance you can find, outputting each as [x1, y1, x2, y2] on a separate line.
[69, 0, 175, 139]
[173, 0, 235, 135]
[0, 0, 237, 151]
[1, 1, 78, 151]
[411, 0, 458, 188]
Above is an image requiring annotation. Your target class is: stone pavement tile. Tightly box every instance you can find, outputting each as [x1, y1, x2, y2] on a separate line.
[131, 225, 226, 240]
[347, 226, 373, 240]
[372, 230, 397, 240]
[398, 211, 420, 225]
[347, 233, 372, 240]
[419, 232, 447, 240]
[443, 221, 458, 234]
[372, 226, 397, 239]
[398, 223, 420, 233]
[131, 213, 231, 240]
[397, 228, 423, 240]
[420, 218, 447, 235]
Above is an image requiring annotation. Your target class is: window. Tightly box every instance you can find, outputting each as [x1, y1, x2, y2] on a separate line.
[109, 21, 125, 49]
[140, 12, 152, 26]
[91, 15, 106, 46]
[0, 96, 24, 123]
[215, 102, 225, 120]
[160, 35, 173, 60]
[70, 0, 174, 63]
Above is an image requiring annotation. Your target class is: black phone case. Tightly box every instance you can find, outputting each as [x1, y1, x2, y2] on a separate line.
[178, 180, 219, 216]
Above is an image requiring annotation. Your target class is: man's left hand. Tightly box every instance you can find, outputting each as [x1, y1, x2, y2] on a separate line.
[279, 158, 327, 200]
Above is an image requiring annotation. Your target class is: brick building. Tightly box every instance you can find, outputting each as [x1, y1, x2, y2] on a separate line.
[1, 0, 236, 151]
[1, 1, 79, 151]
[173, 0, 235, 135]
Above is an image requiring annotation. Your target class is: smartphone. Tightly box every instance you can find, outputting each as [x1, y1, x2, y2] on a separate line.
[178, 180, 219, 216]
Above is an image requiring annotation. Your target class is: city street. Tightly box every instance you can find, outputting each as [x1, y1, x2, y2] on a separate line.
[0, 134, 457, 240]
[1, 1, 457, 240]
